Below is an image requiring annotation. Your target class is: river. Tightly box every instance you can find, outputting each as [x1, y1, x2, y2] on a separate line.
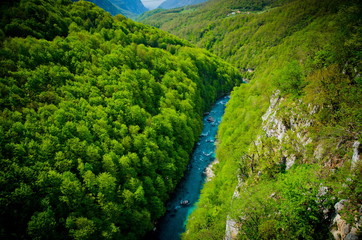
[147, 95, 230, 240]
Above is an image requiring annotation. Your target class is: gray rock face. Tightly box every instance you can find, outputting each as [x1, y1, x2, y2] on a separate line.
[335, 200, 348, 212]
[204, 159, 218, 181]
[351, 141, 361, 169]
[223, 90, 362, 240]
[261, 90, 284, 140]
[224, 216, 239, 240]
[331, 200, 361, 240]
[224, 177, 243, 239]
[261, 90, 312, 169]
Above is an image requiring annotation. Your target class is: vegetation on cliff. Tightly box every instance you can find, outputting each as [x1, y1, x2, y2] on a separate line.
[140, 0, 362, 239]
[0, 0, 242, 239]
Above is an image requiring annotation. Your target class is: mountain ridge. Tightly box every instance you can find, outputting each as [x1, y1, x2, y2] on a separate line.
[110, 0, 147, 15]
[158, 0, 208, 9]
[77, 0, 147, 18]
[82, 0, 133, 17]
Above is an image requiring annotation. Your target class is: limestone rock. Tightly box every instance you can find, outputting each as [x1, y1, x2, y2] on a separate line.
[224, 216, 239, 240]
[331, 199, 361, 240]
[204, 159, 219, 181]
[351, 141, 361, 169]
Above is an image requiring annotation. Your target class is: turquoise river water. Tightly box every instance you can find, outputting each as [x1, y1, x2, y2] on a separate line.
[147, 95, 230, 240]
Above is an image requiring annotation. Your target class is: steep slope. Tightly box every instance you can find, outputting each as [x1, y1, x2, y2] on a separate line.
[141, 0, 362, 239]
[0, 0, 242, 239]
[83, 0, 123, 16]
[109, 0, 147, 15]
[140, 0, 275, 30]
[158, 0, 208, 10]
[79, 0, 147, 18]
[73, 0, 134, 18]
[181, 0, 362, 239]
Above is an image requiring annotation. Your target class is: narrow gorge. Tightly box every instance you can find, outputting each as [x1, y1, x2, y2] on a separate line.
[149, 95, 230, 239]
[0, 0, 361, 239]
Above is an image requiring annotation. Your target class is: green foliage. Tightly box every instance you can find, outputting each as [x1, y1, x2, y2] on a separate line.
[233, 165, 333, 240]
[0, 0, 242, 239]
[329, 160, 362, 227]
[139, 0, 275, 30]
[183, 81, 270, 240]
[141, 0, 362, 239]
[273, 60, 305, 97]
[1, 0, 72, 40]
[305, 64, 361, 130]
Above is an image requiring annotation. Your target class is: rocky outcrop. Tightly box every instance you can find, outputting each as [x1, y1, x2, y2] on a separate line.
[223, 90, 315, 239]
[224, 176, 243, 240]
[331, 200, 361, 240]
[261, 90, 313, 169]
[224, 216, 239, 240]
[261, 90, 286, 141]
[351, 141, 361, 169]
[329, 141, 362, 240]
[204, 159, 219, 181]
[224, 90, 361, 240]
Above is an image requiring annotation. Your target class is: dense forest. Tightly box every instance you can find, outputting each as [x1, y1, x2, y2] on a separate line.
[1, 0, 361, 239]
[138, 0, 275, 27]
[142, 0, 362, 239]
[0, 0, 243, 239]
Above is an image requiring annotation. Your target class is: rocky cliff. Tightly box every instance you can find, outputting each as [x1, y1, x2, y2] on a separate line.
[224, 91, 362, 240]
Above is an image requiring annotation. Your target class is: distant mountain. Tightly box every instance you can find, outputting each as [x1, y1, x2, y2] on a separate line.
[109, 0, 147, 15]
[158, 0, 208, 9]
[83, 0, 125, 16]
[80, 0, 146, 18]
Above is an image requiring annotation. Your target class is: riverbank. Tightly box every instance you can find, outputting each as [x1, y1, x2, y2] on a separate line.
[147, 95, 230, 240]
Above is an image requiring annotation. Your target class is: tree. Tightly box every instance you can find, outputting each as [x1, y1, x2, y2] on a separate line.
[27, 208, 57, 240]
[273, 60, 305, 97]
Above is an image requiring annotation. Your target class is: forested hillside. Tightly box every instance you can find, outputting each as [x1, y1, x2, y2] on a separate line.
[0, 0, 242, 239]
[142, 0, 362, 239]
[74, 0, 147, 18]
[139, 0, 275, 29]
[158, 0, 208, 10]
[78, 0, 123, 16]
[77, 0, 134, 18]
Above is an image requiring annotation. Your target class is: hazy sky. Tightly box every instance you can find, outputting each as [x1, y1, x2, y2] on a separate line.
[141, 0, 165, 10]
